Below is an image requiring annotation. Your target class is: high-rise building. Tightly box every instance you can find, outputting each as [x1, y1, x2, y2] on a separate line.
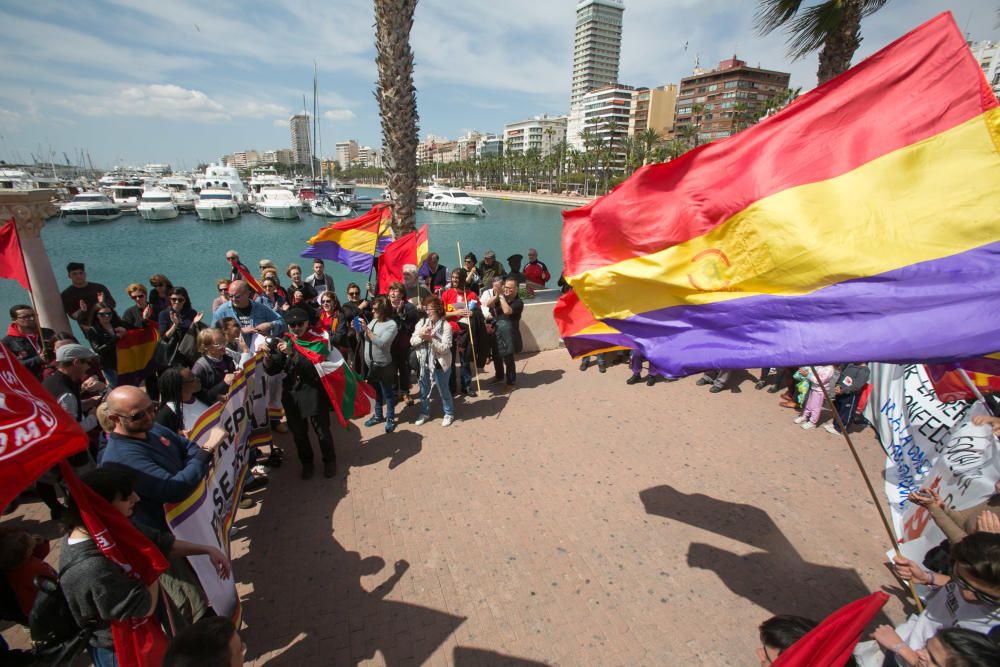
[335, 140, 359, 169]
[476, 134, 504, 159]
[629, 84, 678, 139]
[674, 57, 790, 145]
[969, 40, 1000, 98]
[503, 115, 567, 156]
[289, 114, 312, 165]
[579, 84, 633, 171]
[567, 0, 625, 149]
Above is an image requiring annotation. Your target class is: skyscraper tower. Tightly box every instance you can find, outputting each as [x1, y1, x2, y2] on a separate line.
[289, 113, 311, 166]
[567, 0, 624, 149]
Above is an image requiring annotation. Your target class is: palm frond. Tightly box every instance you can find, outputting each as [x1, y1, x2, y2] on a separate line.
[785, 2, 846, 60]
[755, 0, 806, 36]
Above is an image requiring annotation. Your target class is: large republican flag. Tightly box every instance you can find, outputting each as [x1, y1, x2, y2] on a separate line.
[559, 13, 1000, 377]
[290, 331, 376, 426]
[553, 290, 631, 359]
[301, 204, 394, 273]
[0, 342, 89, 509]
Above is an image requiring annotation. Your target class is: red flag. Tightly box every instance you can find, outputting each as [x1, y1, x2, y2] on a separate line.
[229, 257, 264, 295]
[377, 230, 417, 293]
[0, 343, 89, 509]
[772, 592, 889, 667]
[0, 218, 30, 290]
[60, 462, 169, 667]
[925, 354, 1000, 402]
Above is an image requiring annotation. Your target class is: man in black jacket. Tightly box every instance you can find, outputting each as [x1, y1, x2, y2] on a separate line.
[388, 282, 420, 404]
[2, 305, 54, 379]
[263, 308, 336, 480]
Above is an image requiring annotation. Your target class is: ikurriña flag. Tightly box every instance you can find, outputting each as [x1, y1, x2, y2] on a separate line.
[301, 204, 394, 273]
[559, 12, 1000, 378]
[290, 330, 376, 426]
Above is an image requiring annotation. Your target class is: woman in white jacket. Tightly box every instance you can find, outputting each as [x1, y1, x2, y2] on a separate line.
[409, 295, 456, 427]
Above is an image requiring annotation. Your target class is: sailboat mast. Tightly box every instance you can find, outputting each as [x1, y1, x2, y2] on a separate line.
[303, 94, 314, 181]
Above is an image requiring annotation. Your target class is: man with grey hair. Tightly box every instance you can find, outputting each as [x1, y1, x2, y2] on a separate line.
[402, 264, 431, 305]
[225, 250, 250, 283]
[212, 280, 286, 346]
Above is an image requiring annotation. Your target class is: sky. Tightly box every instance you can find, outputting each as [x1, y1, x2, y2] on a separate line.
[0, 0, 997, 170]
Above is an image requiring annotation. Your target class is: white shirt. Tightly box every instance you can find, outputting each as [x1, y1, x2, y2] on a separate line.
[480, 288, 500, 321]
[897, 582, 1000, 649]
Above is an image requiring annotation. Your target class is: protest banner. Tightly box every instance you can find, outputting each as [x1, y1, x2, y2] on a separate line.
[865, 363, 1000, 562]
[164, 352, 269, 620]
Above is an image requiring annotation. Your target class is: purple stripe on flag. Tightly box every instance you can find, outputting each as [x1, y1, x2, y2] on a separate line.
[606, 242, 1000, 377]
[301, 242, 375, 273]
[564, 333, 633, 359]
[166, 490, 208, 527]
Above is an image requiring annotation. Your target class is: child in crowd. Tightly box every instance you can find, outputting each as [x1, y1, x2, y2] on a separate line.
[793, 365, 835, 430]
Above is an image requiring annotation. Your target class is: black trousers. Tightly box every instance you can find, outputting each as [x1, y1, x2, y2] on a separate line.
[491, 337, 516, 384]
[391, 346, 411, 394]
[832, 392, 861, 432]
[286, 411, 335, 465]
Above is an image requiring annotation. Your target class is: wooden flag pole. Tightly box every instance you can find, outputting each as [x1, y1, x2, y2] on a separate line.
[457, 241, 481, 393]
[809, 366, 924, 613]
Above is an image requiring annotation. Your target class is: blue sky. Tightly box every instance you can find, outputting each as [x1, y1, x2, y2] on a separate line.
[0, 0, 997, 170]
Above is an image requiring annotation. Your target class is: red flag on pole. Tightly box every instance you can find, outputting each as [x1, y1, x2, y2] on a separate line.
[0, 218, 30, 290]
[60, 462, 170, 666]
[772, 592, 889, 667]
[377, 230, 417, 293]
[229, 257, 264, 295]
[0, 343, 89, 509]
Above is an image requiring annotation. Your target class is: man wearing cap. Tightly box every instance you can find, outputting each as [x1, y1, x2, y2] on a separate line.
[42, 344, 103, 434]
[523, 248, 551, 288]
[60, 262, 115, 323]
[477, 251, 505, 286]
[225, 250, 251, 283]
[3, 304, 54, 379]
[263, 308, 337, 480]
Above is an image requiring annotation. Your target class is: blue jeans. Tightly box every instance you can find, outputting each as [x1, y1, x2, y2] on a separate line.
[90, 645, 118, 667]
[419, 363, 454, 418]
[373, 379, 396, 421]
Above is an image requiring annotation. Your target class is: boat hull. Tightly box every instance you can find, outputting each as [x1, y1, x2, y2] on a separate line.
[424, 202, 488, 215]
[62, 210, 122, 224]
[258, 204, 302, 220]
[195, 204, 240, 222]
[138, 206, 179, 221]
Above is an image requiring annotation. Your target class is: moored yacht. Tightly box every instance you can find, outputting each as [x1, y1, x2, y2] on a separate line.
[310, 193, 353, 218]
[194, 164, 250, 207]
[107, 182, 145, 213]
[257, 188, 302, 220]
[158, 176, 197, 211]
[419, 186, 488, 216]
[195, 188, 241, 222]
[248, 166, 284, 201]
[137, 188, 179, 221]
[61, 192, 122, 223]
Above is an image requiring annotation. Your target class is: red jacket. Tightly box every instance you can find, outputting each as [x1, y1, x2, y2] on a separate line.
[523, 260, 550, 286]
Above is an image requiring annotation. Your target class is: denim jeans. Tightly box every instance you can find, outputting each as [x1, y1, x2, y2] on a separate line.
[90, 645, 118, 667]
[373, 379, 396, 421]
[419, 363, 454, 418]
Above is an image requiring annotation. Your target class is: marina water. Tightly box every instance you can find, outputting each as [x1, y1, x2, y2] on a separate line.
[0, 188, 568, 337]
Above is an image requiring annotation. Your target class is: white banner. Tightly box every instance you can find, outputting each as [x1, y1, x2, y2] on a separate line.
[865, 363, 999, 562]
[164, 352, 269, 619]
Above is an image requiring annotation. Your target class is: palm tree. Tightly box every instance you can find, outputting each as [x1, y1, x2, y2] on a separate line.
[755, 0, 890, 86]
[374, 0, 419, 235]
[638, 128, 660, 166]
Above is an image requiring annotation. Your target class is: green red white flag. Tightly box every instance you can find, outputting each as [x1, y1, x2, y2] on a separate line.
[290, 331, 375, 426]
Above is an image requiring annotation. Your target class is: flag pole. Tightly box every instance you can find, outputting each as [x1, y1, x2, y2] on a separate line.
[457, 241, 481, 393]
[11, 221, 49, 360]
[810, 366, 924, 613]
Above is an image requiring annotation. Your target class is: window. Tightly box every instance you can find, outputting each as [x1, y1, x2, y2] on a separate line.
[724, 81, 738, 89]
[708, 84, 718, 92]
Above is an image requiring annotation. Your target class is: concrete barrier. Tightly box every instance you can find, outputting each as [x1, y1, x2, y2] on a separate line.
[518, 288, 564, 353]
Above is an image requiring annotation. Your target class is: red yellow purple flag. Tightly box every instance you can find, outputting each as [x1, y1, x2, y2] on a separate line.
[559, 13, 1000, 377]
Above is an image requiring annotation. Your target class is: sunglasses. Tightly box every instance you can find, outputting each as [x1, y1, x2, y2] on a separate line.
[952, 564, 1000, 605]
[348, 291, 360, 297]
[97, 311, 113, 317]
[169, 297, 185, 302]
[113, 403, 157, 423]
[130, 293, 146, 300]
[218, 287, 228, 292]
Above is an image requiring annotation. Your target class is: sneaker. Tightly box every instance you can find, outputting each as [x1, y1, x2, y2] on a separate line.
[823, 423, 839, 434]
[709, 385, 724, 393]
[244, 476, 269, 492]
[598, 363, 607, 374]
[754, 380, 767, 390]
[646, 376, 659, 386]
[626, 373, 643, 385]
[579, 358, 590, 371]
[364, 416, 384, 427]
[696, 377, 711, 386]
[465, 388, 478, 398]
[251, 464, 271, 476]
[441, 415, 455, 427]
[414, 415, 430, 426]
[767, 384, 784, 393]
[238, 497, 256, 509]
[801, 422, 816, 430]
[793, 415, 808, 424]
[385, 418, 396, 433]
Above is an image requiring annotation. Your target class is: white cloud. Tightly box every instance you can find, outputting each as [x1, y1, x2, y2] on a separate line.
[234, 101, 291, 118]
[62, 84, 230, 122]
[273, 118, 289, 128]
[324, 109, 356, 122]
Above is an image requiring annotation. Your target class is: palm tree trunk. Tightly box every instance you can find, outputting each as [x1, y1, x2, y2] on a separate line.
[817, 0, 862, 85]
[374, 0, 419, 235]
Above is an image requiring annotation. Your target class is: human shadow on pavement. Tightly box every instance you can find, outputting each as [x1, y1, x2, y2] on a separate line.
[453, 646, 550, 666]
[239, 429, 465, 665]
[639, 485, 893, 625]
[349, 429, 422, 470]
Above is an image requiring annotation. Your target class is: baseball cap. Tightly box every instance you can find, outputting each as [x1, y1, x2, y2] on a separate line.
[484, 250, 496, 258]
[56, 344, 98, 363]
[284, 308, 309, 325]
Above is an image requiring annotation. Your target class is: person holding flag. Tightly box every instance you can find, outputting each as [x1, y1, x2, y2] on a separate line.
[2, 304, 54, 379]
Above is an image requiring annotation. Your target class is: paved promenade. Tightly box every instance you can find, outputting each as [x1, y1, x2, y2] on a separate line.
[3, 350, 909, 665]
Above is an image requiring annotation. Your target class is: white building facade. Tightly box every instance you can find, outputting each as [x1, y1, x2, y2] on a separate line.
[503, 115, 568, 156]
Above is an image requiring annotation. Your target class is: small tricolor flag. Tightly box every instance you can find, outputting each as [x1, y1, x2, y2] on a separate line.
[116, 322, 160, 386]
[301, 204, 394, 273]
[290, 331, 376, 426]
[558, 13, 1000, 377]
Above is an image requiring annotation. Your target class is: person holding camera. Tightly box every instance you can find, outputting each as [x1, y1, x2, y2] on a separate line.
[360, 297, 400, 433]
[262, 308, 337, 480]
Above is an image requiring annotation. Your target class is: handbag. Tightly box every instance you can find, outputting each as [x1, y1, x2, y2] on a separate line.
[494, 318, 514, 358]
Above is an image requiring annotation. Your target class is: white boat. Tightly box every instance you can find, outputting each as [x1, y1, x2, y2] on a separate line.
[419, 186, 487, 216]
[248, 167, 285, 201]
[257, 187, 302, 220]
[137, 188, 179, 221]
[107, 182, 145, 213]
[195, 188, 241, 222]
[158, 176, 197, 211]
[60, 192, 122, 223]
[194, 164, 250, 207]
[310, 194, 353, 217]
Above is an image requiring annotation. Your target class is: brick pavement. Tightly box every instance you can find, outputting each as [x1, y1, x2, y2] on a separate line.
[3, 351, 910, 665]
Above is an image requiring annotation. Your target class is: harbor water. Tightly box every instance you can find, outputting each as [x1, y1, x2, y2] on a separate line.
[0, 188, 569, 337]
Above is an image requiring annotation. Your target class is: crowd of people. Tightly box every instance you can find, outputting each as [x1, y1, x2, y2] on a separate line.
[0, 244, 550, 665]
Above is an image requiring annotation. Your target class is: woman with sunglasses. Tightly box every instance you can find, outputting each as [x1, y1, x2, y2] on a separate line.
[121, 282, 154, 330]
[158, 287, 204, 367]
[81, 298, 125, 387]
[361, 296, 399, 433]
[318, 292, 342, 335]
[255, 278, 287, 312]
[867, 532, 1000, 666]
[210, 279, 231, 313]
